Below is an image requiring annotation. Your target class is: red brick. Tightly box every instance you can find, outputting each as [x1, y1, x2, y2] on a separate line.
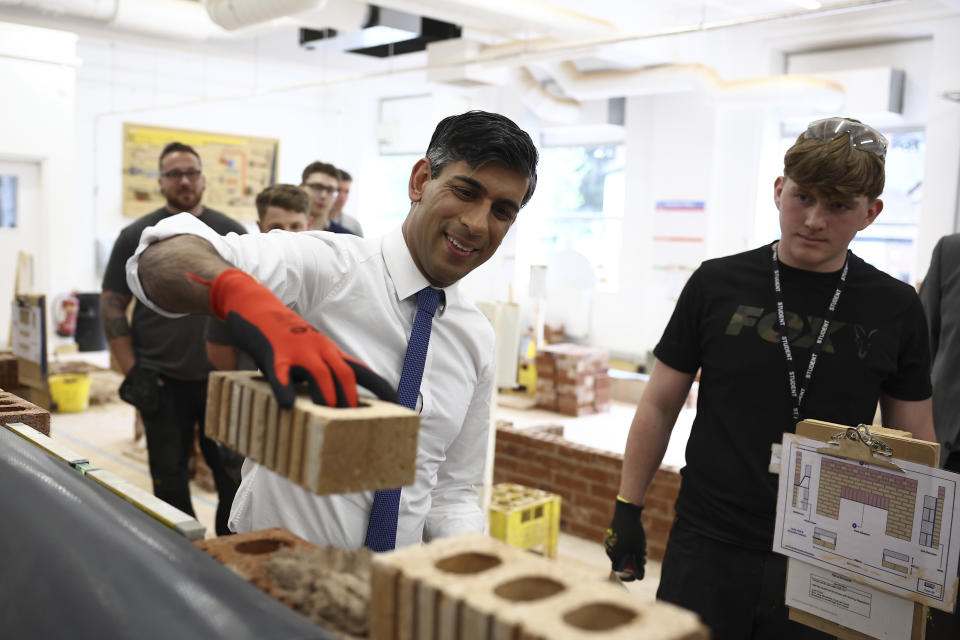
[590, 482, 619, 500]
[578, 467, 613, 484]
[552, 474, 589, 494]
[573, 493, 614, 515]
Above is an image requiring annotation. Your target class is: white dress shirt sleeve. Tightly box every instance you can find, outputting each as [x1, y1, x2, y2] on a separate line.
[125, 211, 345, 317]
[423, 357, 493, 541]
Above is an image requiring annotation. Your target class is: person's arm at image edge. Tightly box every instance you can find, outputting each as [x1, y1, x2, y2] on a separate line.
[880, 395, 935, 442]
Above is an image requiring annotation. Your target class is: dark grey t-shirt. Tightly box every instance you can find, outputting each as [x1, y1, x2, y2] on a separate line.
[205, 317, 257, 371]
[101, 207, 247, 380]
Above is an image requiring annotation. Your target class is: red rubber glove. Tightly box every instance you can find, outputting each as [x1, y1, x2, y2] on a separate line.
[195, 269, 397, 409]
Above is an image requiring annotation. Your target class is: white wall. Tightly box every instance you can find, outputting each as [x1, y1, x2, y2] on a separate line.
[0, 23, 79, 309]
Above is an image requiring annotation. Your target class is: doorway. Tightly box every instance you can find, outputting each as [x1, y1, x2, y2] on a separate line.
[0, 160, 41, 349]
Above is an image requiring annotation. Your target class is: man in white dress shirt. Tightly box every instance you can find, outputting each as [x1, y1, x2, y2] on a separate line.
[125, 111, 539, 550]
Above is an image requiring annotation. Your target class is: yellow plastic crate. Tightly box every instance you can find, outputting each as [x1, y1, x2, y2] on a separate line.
[488, 483, 561, 557]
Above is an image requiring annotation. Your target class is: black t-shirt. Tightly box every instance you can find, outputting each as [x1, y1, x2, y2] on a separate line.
[655, 244, 932, 549]
[101, 207, 247, 380]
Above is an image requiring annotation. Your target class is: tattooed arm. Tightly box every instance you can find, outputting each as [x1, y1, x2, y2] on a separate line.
[101, 289, 135, 375]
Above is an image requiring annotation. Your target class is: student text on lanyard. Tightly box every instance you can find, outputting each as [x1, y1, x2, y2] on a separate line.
[771, 242, 849, 423]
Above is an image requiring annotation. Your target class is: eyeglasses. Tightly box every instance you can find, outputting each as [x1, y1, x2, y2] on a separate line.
[802, 118, 888, 158]
[305, 183, 339, 195]
[162, 169, 203, 181]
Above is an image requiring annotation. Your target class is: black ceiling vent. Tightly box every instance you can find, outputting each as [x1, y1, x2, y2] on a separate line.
[299, 6, 461, 57]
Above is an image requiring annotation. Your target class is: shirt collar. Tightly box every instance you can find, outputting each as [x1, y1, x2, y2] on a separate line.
[382, 225, 454, 314]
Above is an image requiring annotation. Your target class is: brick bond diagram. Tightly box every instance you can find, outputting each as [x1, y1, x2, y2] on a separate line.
[815, 457, 944, 547]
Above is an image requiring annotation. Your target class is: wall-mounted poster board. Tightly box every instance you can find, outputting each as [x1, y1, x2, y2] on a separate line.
[122, 123, 279, 222]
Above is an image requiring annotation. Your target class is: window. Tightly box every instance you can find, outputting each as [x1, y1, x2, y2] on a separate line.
[0, 175, 17, 228]
[849, 131, 924, 285]
[517, 144, 625, 291]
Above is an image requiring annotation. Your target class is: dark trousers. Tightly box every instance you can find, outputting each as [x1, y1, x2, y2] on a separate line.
[656, 518, 831, 640]
[140, 376, 239, 536]
[926, 451, 960, 639]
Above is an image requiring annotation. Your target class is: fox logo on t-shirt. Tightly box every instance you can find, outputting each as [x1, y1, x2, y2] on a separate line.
[724, 304, 876, 360]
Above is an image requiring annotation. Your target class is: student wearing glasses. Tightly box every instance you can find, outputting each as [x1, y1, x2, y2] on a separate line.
[101, 141, 247, 536]
[300, 161, 355, 235]
[605, 118, 935, 639]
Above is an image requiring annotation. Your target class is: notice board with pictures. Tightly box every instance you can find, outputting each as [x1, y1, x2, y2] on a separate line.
[122, 123, 279, 222]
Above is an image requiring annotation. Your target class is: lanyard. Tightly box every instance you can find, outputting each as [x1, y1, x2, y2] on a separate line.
[771, 243, 849, 423]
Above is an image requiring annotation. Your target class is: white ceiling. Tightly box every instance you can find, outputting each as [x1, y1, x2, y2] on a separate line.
[1, 0, 957, 84]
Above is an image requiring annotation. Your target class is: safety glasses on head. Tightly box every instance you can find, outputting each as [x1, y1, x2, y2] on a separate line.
[802, 117, 888, 158]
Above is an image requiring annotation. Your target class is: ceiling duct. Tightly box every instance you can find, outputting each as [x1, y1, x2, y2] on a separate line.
[299, 6, 461, 58]
[203, 0, 369, 32]
[547, 61, 845, 110]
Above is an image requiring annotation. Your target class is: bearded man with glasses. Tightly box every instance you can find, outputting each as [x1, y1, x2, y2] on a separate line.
[101, 141, 247, 536]
[605, 117, 936, 639]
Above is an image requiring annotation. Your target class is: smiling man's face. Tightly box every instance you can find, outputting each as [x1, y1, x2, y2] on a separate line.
[402, 159, 530, 288]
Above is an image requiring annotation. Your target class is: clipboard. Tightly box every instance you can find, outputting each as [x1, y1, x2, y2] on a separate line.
[788, 419, 940, 640]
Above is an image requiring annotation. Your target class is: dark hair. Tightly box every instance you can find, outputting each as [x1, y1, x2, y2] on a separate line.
[336, 168, 352, 182]
[425, 110, 539, 207]
[255, 184, 310, 220]
[301, 161, 339, 185]
[158, 142, 201, 170]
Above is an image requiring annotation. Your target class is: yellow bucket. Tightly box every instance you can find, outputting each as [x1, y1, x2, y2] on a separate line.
[48, 374, 92, 413]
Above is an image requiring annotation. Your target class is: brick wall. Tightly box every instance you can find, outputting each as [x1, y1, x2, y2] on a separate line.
[493, 423, 681, 560]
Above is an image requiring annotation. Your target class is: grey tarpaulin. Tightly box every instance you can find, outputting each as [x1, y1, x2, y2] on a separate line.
[0, 425, 335, 639]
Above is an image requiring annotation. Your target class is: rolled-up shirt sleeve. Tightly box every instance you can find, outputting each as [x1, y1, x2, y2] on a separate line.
[423, 359, 493, 541]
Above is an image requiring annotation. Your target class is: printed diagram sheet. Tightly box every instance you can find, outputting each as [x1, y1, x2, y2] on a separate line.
[774, 434, 960, 611]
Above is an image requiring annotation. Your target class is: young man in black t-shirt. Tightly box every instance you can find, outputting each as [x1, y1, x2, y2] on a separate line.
[604, 118, 935, 640]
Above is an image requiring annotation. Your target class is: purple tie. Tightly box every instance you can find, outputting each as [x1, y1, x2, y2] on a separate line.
[364, 286, 441, 552]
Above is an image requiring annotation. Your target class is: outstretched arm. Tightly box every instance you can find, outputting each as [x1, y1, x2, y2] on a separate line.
[138, 234, 232, 315]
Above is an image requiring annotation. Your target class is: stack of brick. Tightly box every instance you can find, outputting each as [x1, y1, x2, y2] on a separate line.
[535, 343, 611, 416]
[493, 423, 681, 562]
[370, 533, 707, 639]
[0, 387, 50, 435]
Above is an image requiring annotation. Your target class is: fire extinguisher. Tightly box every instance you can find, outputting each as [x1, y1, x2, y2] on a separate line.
[55, 292, 80, 337]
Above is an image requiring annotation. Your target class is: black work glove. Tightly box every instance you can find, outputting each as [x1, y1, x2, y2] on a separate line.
[118, 364, 160, 414]
[604, 497, 646, 581]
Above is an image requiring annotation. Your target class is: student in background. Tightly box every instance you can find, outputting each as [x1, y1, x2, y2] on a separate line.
[300, 161, 354, 234]
[101, 141, 247, 536]
[330, 168, 363, 237]
[206, 183, 310, 372]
